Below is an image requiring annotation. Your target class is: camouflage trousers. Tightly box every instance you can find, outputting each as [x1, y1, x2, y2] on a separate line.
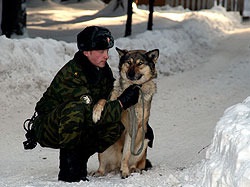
[33, 100, 124, 152]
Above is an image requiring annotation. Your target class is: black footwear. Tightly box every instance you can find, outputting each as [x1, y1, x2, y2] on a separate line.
[58, 148, 89, 182]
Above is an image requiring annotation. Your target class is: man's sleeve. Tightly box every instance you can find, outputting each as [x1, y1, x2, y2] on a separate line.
[95, 100, 123, 125]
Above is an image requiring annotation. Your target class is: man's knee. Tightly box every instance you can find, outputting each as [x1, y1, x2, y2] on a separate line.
[97, 122, 125, 153]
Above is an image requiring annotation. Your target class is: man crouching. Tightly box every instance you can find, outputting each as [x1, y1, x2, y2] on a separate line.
[23, 26, 140, 182]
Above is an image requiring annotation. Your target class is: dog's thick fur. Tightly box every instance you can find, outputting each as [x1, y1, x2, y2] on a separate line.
[92, 47, 159, 178]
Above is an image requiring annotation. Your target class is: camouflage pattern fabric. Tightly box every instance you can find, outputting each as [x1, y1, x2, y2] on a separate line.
[32, 51, 124, 150]
[33, 100, 124, 150]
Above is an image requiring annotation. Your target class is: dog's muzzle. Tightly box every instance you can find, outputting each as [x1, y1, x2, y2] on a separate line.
[127, 71, 142, 81]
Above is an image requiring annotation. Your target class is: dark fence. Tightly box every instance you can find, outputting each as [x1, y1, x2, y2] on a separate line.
[165, 0, 214, 10]
[215, 0, 244, 15]
[136, 0, 245, 15]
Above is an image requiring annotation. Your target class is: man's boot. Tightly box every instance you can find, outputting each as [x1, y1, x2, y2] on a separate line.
[58, 149, 69, 181]
[58, 148, 89, 182]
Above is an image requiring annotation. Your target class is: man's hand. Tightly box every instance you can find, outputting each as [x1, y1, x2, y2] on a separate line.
[118, 84, 140, 109]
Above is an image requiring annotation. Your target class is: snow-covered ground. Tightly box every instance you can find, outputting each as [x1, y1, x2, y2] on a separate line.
[0, 0, 250, 186]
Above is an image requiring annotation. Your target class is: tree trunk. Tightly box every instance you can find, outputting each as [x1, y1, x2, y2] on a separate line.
[1, 0, 26, 38]
[147, 0, 154, 30]
[124, 0, 133, 37]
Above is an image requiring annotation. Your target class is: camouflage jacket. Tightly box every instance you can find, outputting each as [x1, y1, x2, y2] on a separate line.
[35, 52, 114, 112]
[32, 51, 124, 149]
[35, 51, 122, 126]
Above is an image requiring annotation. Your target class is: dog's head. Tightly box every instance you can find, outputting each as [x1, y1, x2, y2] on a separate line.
[116, 47, 159, 85]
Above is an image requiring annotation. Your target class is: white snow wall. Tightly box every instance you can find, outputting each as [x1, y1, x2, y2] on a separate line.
[199, 97, 250, 187]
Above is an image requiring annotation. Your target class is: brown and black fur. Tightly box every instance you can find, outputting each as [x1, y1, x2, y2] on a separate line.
[92, 47, 159, 178]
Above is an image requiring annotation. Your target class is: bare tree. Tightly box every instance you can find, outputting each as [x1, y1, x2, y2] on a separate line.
[1, 0, 26, 38]
[105, 0, 155, 37]
[147, 0, 155, 30]
[124, 0, 133, 37]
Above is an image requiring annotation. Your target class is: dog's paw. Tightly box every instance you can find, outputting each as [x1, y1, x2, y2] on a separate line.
[121, 168, 130, 179]
[130, 167, 142, 174]
[92, 99, 106, 123]
[91, 170, 105, 177]
[92, 105, 103, 123]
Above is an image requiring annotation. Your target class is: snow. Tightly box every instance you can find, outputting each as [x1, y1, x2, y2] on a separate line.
[200, 97, 250, 186]
[1, 0, 250, 186]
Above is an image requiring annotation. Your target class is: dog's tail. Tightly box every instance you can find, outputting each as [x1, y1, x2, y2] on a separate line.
[144, 159, 153, 171]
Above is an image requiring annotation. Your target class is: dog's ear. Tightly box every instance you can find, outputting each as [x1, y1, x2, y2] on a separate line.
[116, 47, 128, 58]
[146, 49, 159, 63]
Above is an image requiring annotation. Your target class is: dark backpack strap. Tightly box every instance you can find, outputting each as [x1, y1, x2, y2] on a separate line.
[23, 112, 38, 150]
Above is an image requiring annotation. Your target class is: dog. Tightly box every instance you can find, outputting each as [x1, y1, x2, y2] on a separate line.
[92, 47, 159, 178]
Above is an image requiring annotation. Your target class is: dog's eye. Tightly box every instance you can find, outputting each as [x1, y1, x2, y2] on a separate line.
[138, 61, 144, 66]
[127, 61, 132, 65]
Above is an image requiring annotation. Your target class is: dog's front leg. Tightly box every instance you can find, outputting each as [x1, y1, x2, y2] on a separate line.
[120, 132, 131, 178]
[92, 99, 106, 123]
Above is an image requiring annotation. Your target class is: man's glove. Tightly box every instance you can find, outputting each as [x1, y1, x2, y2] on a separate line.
[118, 84, 140, 110]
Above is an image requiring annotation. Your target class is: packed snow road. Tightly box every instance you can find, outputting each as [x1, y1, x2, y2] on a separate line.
[150, 31, 250, 169]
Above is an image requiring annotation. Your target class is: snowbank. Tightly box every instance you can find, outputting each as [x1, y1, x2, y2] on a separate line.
[198, 97, 250, 187]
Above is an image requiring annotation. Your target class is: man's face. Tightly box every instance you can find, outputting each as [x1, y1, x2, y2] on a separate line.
[83, 49, 109, 68]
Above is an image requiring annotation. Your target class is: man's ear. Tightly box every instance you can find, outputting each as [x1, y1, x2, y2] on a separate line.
[83, 51, 88, 56]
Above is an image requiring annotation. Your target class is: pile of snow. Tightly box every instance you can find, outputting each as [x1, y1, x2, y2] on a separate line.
[199, 97, 250, 186]
[0, 5, 241, 109]
[166, 98, 250, 187]
[114, 6, 242, 76]
[0, 37, 76, 111]
[0, 6, 240, 107]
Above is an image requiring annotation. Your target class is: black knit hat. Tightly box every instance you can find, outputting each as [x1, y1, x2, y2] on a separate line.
[77, 26, 114, 51]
